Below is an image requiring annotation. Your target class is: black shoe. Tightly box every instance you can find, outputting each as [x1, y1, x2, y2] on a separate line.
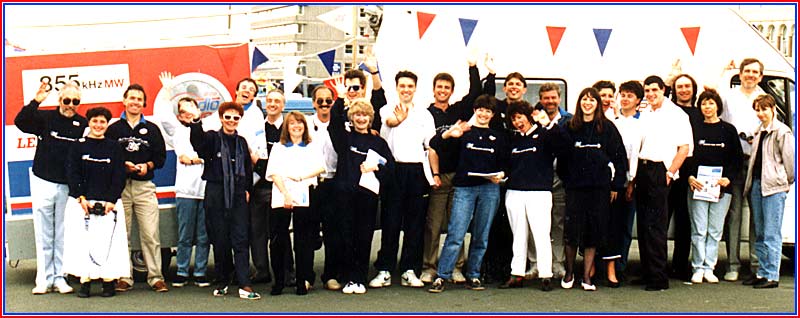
[270, 285, 284, 296]
[172, 275, 188, 288]
[194, 276, 211, 288]
[743, 276, 767, 286]
[645, 283, 669, 291]
[465, 278, 485, 291]
[295, 282, 308, 296]
[606, 279, 621, 288]
[78, 282, 91, 298]
[101, 281, 115, 297]
[499, 276, 524, 289]
[541, 278, 553, 292]
[428, 278, 445, 293]
[753, 280, 779, 289]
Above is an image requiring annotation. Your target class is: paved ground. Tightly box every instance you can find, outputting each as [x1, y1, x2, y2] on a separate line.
[3, 235, 797, 314]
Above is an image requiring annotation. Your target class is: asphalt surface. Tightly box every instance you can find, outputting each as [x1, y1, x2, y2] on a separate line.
[3, 235, 797, 314]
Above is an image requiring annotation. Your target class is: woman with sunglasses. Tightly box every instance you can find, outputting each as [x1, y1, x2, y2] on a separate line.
[266, 111, 326, 296]
[63, 106, 128, 298]
[181, 102, 259, 300]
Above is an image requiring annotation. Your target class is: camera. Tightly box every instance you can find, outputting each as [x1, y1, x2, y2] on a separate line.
[88, 202, 106, 216]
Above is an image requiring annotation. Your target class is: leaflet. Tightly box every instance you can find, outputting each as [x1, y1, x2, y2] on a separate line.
[693, 165, 723, 203]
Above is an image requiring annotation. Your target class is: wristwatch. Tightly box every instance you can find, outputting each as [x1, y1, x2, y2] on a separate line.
[666, 171, 676, 180]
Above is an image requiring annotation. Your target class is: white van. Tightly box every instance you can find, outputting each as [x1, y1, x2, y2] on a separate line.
[373, 4, 795, 257]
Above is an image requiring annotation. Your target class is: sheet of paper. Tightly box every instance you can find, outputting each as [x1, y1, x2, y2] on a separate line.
[271, 180, 311, 208]
[693, 165, 723, 203]
[359, 149, 387, 194]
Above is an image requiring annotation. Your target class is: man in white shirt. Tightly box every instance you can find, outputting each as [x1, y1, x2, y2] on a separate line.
[720, 58, 765, 282]
[369, 71, 435, 289]
[612, 81, 644, 274]
[635, 75, 692, 291]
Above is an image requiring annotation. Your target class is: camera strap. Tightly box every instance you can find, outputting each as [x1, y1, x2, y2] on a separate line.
[85, 211, 118, 267]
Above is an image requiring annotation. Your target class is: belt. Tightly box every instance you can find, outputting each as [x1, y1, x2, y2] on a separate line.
[318, 177, 334, 183]
[639, 159, 662, 165]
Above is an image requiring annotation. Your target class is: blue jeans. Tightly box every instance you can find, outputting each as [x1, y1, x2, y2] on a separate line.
[175, 198, 210, 277]
[750, 180, 786, 281]
[688, 191, 732, 273]
[437, 183, 500, 280]
[30, 174, 69, 288]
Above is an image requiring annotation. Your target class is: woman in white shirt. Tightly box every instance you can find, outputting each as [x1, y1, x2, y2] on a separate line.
[266, 111, 326, 296]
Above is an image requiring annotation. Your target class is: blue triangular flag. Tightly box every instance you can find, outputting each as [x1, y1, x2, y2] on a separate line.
[252, 47, 269, 72]
[359, 62, 382, 81]
[459, 18, 478, 46]
[318, 49, 337, 76]
[593, 28, 612, 56]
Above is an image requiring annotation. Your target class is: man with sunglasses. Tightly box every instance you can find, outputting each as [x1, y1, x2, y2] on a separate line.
[106, 83, 168, 293]
[305, 85, 342, 290]
[16, 81, 87, 295]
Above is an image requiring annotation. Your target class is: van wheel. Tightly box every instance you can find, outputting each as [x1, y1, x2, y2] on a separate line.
[161, 247, 174, 279]
[130, 249, 175, 281]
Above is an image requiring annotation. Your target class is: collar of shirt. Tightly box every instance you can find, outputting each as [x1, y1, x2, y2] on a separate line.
[266, 114, 284, 129]
[242, 100, 254, 111]
[285, 141, 308, 147]
[119, 111, 146, 125]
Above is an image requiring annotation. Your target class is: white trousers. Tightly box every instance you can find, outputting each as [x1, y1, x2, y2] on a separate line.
[505, 190, 553, 278]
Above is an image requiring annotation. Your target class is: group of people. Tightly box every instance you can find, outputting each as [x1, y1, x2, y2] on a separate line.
[20, 55, 793, 301]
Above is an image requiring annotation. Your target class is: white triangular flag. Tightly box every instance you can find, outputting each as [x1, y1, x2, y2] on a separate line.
[317, 6, 354, 35]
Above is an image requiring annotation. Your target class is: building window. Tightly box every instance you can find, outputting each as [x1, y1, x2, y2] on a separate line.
[359, 27, 367, 36]
[298, 5, 304, 15]
[345, 62, 353, 70]
[757, 24, 764, 32]
[358, 45, 365, 54]
[779, 24, 788, 56]
[359, 7, 366, 17]
[767, 25, 775, 42]
[345, 45, 353, 54]
[298, 24, 304, 34]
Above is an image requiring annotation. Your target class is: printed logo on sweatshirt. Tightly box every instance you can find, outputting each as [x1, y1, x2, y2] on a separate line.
[698, 140, 725, 148]
[81, 154, 111, 163]
[50, 131, 78, 142]
[511, 147, 537, 154]
[574, 141, 601, 149]
[466, 143, 495, 153]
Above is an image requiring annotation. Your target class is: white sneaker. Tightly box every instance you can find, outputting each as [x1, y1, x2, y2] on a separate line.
[353, 283, 366, 294]
[704, 271, 719, 284]
[401, 270, 424, 288]
[368, 271, 391, 288]
[342, 281, 356, 294]
[691, 272, 704, 284]
[451, 270, 467, 284]
[723, 271, 739, 282]
[53, 280, 74, 294]
[31, 285, 49, 295]
[419, 271, 434, 284]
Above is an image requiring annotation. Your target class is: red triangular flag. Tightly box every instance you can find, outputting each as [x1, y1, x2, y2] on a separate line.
[681, 27, 700, 55]
[323, 78, 339, 101]
[546, 26, 566, 55]
[417, 12, 436, 39]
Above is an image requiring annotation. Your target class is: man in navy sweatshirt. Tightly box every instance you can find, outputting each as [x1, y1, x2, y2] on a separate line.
[15, 81, 87, 295]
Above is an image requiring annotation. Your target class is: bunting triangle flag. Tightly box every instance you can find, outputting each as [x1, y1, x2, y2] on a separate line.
[323, 78, 339, 100]
[359, 62, 381, 81]
[417, 12, 436, 39]
[317, 6, 355, 35]
[252, 47, 269, 72]
[318, 49, 337, 76]
[681, 27, 701, 55]
[459, 18, 479, 46]
[593, 28, 612, 56]
[546, 26, 566, 55]
[282, 56, 303, 93]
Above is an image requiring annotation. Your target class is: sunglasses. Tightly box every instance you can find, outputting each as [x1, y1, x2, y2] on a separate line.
[223, 114, 242, 121]
[62, 98, 80, 106]
[316, 98, 333, 106]
[347, 85, 361, 92]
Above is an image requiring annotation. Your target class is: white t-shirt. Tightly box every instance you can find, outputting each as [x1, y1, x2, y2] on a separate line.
[379, 104, 435, 163]
[613, 113, 643, 183]
[638, 99, 694, 174]
[265, 141, 325, 188]
[721, 86, 765, 156]
[306, 114, 337, 179]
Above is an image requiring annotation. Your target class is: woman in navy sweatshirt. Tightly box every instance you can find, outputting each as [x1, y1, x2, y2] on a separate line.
[327, 98, 394, 294]
[63, 107, 127, 298]
[501, 100, 568, 291]
[557, 88, 627, 291]
[685, 89, 742, 284]
[428, 95, 507, 293]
